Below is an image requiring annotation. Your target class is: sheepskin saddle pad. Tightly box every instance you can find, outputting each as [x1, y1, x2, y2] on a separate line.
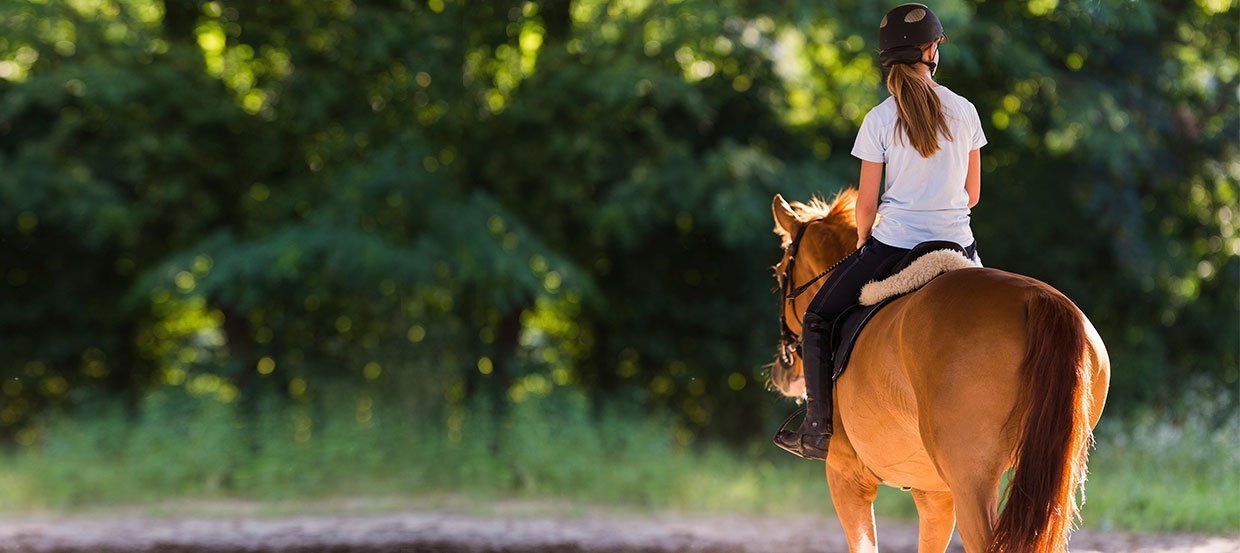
[827, 241, 983, 381]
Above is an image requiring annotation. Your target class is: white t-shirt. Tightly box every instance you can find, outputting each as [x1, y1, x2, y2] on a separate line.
[850, 85, 987, 249]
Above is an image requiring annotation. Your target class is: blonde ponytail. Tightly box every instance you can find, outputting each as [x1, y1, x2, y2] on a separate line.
[885, 50, 952, 158]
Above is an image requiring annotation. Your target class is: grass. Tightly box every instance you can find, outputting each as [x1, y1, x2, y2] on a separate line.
[1080, 387, 1240, 532]
[0, 385, 1235, 533]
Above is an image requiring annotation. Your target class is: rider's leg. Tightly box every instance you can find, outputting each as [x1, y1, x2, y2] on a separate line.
[773, 308, 833, 458]
[772, 246, 869, 459]
[775, 237, 910, 459]
[804, 237, 911, 342]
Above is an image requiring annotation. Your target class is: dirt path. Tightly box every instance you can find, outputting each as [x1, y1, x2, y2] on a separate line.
[0, 499, 1235, 553]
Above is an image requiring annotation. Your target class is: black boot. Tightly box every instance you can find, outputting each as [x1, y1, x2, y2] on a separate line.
[773, 311, 835, 460]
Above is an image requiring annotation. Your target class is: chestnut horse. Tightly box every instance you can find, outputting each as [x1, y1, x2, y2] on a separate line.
[769, 190, 1110, 553]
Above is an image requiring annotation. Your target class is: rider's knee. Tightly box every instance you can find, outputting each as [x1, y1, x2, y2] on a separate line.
[804, 310, 831, 331]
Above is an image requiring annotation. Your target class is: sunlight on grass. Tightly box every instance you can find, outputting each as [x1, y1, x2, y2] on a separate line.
[0, 387, 1233, 532]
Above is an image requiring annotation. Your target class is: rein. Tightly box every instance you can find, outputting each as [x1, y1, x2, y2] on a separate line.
[777, 220, 851, 366]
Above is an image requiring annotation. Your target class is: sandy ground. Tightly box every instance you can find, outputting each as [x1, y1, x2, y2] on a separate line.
[0, 499, 1235, 553]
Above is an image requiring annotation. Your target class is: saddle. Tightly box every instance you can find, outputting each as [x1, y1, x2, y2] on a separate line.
[828, 240, 982, 380]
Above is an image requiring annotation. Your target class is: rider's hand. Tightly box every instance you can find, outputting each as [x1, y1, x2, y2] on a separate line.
[856, 236, 867, 250]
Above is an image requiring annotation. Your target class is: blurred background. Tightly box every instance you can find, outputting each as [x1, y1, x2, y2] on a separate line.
[0, 0, 1235, 534]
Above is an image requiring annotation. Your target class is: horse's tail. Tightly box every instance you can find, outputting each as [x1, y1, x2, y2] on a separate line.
[988, 289, 1094, 553]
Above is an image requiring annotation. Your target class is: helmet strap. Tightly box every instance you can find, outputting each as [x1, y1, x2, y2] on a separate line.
[880, 44, 938, 78]
[884, 58, 937, 77]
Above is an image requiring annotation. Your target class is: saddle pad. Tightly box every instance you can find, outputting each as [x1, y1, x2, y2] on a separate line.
[859, 248, 982, 305]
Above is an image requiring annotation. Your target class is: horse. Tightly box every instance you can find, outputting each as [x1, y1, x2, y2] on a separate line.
[768, 189, 1111, 553]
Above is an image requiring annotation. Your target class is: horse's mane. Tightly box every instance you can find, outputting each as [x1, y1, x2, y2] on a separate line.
[774, 187, 860, 251]
[768, 187, 861, 396]
[788, 188, 858, 227]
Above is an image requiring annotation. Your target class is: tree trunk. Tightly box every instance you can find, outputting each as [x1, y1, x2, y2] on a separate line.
[162, 0, 204, 44]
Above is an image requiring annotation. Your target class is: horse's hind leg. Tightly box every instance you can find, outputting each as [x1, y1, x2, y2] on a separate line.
[825, 427, 881, 552]
[948, 478, 1000, 553]
[931, 449, 1002, 553]
[927, 393, 1011, 552]
[910, 489, 955, 553]
[926, 430, 1004, 552]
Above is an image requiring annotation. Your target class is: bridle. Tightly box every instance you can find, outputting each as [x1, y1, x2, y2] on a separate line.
[776, 220, 850, 367]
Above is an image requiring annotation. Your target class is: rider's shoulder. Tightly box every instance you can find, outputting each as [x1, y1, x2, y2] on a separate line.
[863, 97, 899, 124]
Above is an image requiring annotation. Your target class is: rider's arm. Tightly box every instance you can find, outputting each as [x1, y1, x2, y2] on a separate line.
[855, 160, 882, 247]
[965, 148, 981, 208]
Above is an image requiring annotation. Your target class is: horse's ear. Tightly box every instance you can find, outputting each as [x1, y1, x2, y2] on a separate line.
[772, 194, 799, 238]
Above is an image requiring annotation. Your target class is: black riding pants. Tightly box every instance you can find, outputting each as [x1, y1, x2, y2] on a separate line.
[806, 236, 979, 324]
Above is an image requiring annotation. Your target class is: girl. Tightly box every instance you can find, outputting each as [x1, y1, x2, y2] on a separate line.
[774, 3, 987, 460]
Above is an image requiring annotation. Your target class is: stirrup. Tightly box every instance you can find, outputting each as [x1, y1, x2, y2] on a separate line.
[771, 405, 830, 460]
[773, 404, 806, 439]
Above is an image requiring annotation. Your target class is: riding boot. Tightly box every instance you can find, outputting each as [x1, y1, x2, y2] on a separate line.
[773, 311, 835, 460]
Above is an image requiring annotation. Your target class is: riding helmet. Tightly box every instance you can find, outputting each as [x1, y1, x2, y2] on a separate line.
[878, 3, 946, 51]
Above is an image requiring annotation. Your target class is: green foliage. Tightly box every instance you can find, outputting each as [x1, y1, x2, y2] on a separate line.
[0, 0, 1234, 477]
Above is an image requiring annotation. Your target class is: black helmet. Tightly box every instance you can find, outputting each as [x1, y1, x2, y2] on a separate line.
[878, 3, 945, 51]
[878, 3, 946, 73]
